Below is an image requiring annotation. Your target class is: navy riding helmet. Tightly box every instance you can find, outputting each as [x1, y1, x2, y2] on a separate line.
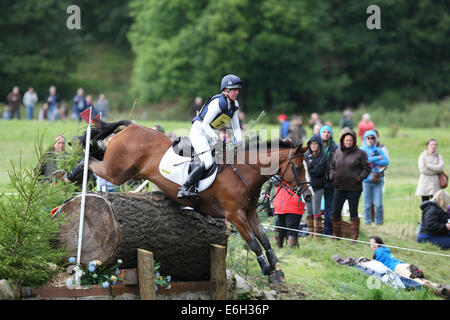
[220, 74, 243, 91]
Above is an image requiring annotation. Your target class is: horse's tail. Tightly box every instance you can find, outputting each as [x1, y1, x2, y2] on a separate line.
[79, 119, 133, 160]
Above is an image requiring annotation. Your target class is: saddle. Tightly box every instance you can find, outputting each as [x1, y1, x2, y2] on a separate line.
[158, 137, 218, 192]
[171, 137, 217, 179]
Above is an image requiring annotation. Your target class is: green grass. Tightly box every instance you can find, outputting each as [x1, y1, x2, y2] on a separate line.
[0, 120, 448, 299]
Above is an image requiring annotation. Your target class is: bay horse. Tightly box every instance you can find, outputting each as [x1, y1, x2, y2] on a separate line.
[62, 119, 311, 284]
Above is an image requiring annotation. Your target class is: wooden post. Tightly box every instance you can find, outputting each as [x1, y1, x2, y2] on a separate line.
[137, 248, 156, 300]
[210, 244, 227, 300]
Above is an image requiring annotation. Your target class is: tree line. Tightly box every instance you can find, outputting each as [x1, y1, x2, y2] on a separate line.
[1, 0, 449, 114]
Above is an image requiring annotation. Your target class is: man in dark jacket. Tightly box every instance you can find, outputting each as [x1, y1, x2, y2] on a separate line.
[320, 125, 338, 235]
[304, 134, 328, 237]
[329, 128, 371, 241]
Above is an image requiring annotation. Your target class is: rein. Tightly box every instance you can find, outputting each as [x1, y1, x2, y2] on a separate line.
[230, 147, 311, 204]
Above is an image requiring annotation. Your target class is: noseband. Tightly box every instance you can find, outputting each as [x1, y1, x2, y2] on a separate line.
[280, 148, 311, 197]
[229, 146, 311, 201]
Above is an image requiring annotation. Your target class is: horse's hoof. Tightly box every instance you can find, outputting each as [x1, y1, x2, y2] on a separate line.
[268, 271, 282, 284]
[275, 269, 286, 283]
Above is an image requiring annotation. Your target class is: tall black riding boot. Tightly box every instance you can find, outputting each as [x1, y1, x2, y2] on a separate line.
[177, 162, 206, 199]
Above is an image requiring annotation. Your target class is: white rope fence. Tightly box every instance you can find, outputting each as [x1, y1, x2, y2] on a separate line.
[262, 223, 450, 258]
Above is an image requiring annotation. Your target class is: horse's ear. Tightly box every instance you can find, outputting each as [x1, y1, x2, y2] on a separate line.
[294, 144, 307, 154]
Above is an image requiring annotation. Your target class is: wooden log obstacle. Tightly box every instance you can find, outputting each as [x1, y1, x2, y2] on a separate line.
[45, 191, 229, 299]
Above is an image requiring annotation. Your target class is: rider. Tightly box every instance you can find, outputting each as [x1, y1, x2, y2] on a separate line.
[177, 74, 244, 199]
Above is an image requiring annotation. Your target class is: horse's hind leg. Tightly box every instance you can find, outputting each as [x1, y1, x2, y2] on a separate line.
[225, 209, 274, 279]
[88, 158, 132, 186]
[247, 209, 285, 283]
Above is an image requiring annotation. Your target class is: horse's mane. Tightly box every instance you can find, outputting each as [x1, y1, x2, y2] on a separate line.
[244, 136, 299, 151]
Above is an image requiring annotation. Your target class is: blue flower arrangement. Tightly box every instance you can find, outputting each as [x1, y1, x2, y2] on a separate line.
[153, 262, 171, 291]
[66, 257, 123, 288]
[65, 257, 171, 292]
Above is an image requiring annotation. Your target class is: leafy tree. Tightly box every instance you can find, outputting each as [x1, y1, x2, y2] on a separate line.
[0, 133, 78, 286]
[128, 0, 450, 115]
[0, 0, 83, 101]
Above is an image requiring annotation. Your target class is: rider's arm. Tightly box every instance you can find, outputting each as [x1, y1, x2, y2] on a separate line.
[230, 105, 242, 144]
[201, 99, 221, 141]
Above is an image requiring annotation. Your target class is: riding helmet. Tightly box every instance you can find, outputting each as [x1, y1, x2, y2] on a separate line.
[220, 74, 243, 91]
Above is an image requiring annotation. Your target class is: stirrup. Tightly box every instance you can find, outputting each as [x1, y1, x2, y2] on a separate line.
[177, 186, 198, 199]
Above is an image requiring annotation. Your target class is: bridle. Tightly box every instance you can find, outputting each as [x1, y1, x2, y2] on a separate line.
[275, 148, 312, 198]
[229, 146, 312, 201]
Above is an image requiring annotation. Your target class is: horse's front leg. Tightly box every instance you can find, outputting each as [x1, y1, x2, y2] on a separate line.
[246, 209, 285, 283]
[225, 209, 276, 281]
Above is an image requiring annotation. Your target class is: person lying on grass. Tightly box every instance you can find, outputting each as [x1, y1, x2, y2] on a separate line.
[370, 235, 449, 299]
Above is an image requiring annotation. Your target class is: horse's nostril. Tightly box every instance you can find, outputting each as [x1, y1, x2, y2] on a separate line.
[304, 195, 312, 203]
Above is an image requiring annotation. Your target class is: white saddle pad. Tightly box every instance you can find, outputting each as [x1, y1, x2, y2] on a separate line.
[159, 146, 217, 193]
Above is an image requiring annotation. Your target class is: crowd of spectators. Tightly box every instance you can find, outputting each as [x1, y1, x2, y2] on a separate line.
[258, 110, 448, 250]
[2, 85, 109, 121]
[24, 91, 448, 251]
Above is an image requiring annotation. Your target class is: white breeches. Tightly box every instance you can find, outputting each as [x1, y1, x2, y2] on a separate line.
[190, 121, 215, 170]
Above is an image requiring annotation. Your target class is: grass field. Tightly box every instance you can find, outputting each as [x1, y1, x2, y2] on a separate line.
[0, 118, 448, 300]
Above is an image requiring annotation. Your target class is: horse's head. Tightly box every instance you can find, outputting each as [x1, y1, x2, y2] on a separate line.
[277, 143, 313, 202]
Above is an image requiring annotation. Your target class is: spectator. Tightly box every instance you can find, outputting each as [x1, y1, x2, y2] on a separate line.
[191, 96, 203, 118]
[313, 123, 321, 135]
[357, 113, 375, 140]
[152, 124, 165, 134]
[166, 131, 177, 141]
[308, 112, 323, 129]
[60, 102, 68, 120]
[374, 130, 389, 161]
[95, 174, 120, 192]
[370, 129, 389, 222]
[273, 180, 305, 248]
[287, 115, 306, 146]
[278, 114, 290, 139]
[304, 134, 328, 237]
[256, 180, 275, 220]
[23, 87, 38, 120]
[45, 86, 61, 122]
[38, 135, 67, 183]
[339, 109, 354, 130]
[38, 103, 49, 121]
[219, 128, 231, 143]
[320, 124, 338, 235]
[361, 130, 389, 225]
[6, 86, 22, 119]
[417, 190, 450, 250]
[416, 139, 445, 202]
[329, 128, 371, 242]
[71, 88, 86, 120]
[370, 236, 450, 297]
[85, 95, 95, 113]
[95, 94, 109, 119]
